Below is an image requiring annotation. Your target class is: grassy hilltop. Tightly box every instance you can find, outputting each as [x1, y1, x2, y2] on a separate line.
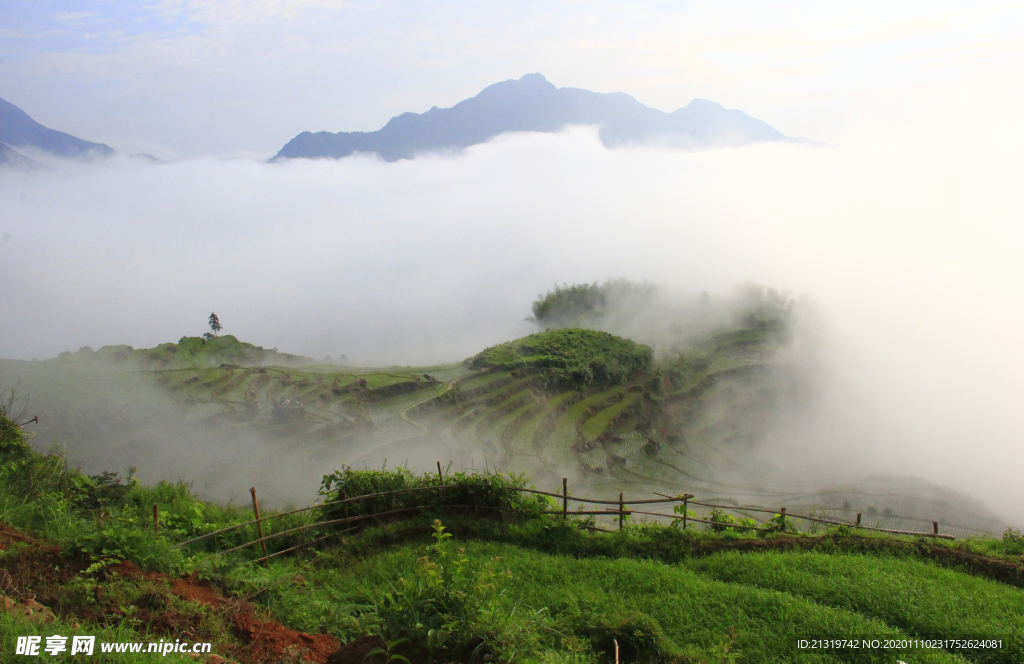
[470, 328, 654, 388]
[52, 334, 315, 371]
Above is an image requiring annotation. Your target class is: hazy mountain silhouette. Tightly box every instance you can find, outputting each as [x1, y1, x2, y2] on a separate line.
[0, 96, 113, 159]
[0, 142, 38, 169]
[273, 73, 819, 162]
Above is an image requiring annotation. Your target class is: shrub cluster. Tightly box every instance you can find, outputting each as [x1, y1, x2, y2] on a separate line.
[318, 465, 550, 525]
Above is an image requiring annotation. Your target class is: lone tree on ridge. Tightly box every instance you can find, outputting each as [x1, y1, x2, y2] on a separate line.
[208, 312, 222, 337]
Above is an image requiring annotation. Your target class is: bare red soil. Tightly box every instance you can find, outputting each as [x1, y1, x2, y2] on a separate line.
[0, 524, 340, 664]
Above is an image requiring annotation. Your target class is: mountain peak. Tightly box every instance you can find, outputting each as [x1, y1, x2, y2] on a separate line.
[271, 75, 807, 162]
[518, 72, 552, 86]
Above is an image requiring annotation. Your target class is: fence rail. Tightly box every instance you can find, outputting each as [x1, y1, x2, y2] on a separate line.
[176, 485, 442, 548]
[174, 468, 962, 562]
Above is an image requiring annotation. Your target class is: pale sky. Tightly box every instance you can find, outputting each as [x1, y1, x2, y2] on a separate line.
[1, 1, 1022, 157]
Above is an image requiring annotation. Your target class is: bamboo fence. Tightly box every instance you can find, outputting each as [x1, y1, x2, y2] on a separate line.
[174, 467, 959, 563]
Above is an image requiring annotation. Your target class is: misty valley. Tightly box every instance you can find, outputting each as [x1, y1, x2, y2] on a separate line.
[3, 283, 1002, 536]
[3, 23, 1023, 658]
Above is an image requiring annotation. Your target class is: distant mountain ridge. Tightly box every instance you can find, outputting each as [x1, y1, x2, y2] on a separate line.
[273, 73, 818, 162]
[0, 142, 38, 168]
[0, 96, 113, 159]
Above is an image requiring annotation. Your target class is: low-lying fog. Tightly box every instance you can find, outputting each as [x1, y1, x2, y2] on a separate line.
[1, 74, 1022, 523]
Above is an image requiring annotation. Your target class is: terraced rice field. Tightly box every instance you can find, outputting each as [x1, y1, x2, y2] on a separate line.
[3, 327, 1007, 533]
[141, 338, 1007, 534]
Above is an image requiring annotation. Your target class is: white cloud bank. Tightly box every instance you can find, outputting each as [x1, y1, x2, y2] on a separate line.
[1, 66, 1023, 519]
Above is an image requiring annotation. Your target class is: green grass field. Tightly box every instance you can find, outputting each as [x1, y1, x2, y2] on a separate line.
[2, 402, 1023, 664]
[223, 516, 1024, 664]
[686, 551, 1023, 659]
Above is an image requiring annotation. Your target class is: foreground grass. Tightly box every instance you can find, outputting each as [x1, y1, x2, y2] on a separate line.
[1, 613, 202, 663]
[234, 535, 974, 663]
[686, 552, 1024, 662]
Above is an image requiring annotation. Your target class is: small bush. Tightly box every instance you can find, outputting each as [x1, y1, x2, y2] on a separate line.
[72, 470, 137, 511]
[373, 521, 526, 663]
[72, 522, 184, 573]
[705, 508, 757, 534]
[1001, 527, 1024, 555]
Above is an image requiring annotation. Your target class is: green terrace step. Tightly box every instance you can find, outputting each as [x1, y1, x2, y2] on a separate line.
[457, 375, 534, 406]
[580, 391, 639, 442]
[452, 370, 510, 392]
[481, 394, 541, 443]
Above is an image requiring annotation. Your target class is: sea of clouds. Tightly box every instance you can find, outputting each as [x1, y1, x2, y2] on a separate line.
[1, 70, 1022, 519]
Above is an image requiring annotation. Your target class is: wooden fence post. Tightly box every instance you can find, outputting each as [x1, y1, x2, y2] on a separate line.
[856, 513, 862, 528]
[250, 487, 268, 558]
[437, 461, 445, 498]
[780, 507, 786, 531]
[682, 495, 689, 530]
[562, 478, 568, 521]
[153, 504, 159, 534]
[933, 521, 939, 536]
[619, 492, 624, 530]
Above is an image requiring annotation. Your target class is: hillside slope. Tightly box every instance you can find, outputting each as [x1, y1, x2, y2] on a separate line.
[0, 96, 113, 158]
[0, 141, 38, 168]
[1, 428, 1022, 664]
[2, 325, 1005, 535]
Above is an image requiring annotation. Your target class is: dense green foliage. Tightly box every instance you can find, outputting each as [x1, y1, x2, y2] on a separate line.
[471, 328, 653, 389]
[0, 408, 247, 660]
[0, 402, 332, 573]
[319, 465, 550, 522]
